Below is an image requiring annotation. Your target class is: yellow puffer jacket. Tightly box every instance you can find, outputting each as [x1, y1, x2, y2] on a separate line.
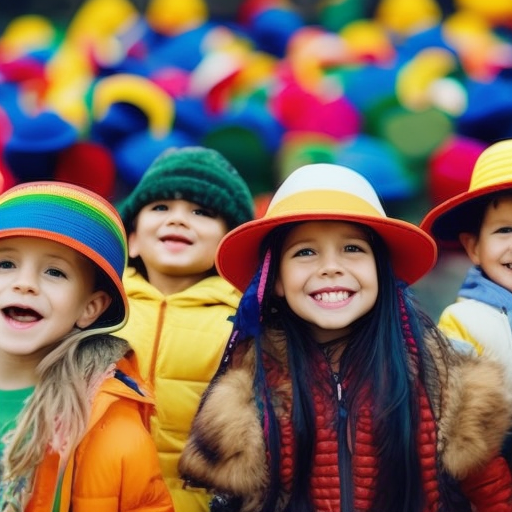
[116, 269, 242, 512]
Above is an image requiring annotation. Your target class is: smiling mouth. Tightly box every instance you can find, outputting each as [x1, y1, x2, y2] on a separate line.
[161, 235, 192, 245]
[3, 306, 42, 323]
[312, 291, 351, 303]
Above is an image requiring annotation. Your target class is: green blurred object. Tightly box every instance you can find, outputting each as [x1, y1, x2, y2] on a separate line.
[318, 0, 367, 32]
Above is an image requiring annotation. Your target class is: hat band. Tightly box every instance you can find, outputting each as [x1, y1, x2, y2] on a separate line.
[0, 202, 126, 278]
[267, 190, 385, 219]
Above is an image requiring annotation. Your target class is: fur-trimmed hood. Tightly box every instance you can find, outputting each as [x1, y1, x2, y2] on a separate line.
[179, 336, 512, 510]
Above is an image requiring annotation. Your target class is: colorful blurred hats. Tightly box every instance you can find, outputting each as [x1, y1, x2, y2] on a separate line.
[4, 111, 78, 180]
[427, 135, 486, 207]
[421, 138, 512, 245]
[54, 141, 117, 198]
[335, 134, 414, 200]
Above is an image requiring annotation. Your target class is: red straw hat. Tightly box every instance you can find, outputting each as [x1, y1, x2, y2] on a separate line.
[421, 138, 512, 246]
[216, 163, 437, 291]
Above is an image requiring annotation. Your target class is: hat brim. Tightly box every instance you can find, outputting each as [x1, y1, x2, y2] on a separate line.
[0, 229, 128, 330]
[421, 181, 512, 244]
[216, 212, 437, 291]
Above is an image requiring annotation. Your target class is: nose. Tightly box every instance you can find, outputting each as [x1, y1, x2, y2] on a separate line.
[164, 202, 189, 226]
[12, 267, 39, 294]
[319, 252, 345, 276]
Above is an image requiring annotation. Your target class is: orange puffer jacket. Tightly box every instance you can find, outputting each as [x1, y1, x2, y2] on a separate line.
[26, 351, 174, 512]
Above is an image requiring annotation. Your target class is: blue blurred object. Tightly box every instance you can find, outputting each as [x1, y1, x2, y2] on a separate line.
[115, 129, 195, 186]
[249, 8, 305, 57]
[335, 134, 415, 200]
[4, 111, 78, 180]
[456, 77, 512, 142]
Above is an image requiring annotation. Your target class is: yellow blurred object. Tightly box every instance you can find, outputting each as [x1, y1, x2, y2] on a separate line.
[233, 52, 277, 92]
[46, 41, 95, 87]
[454, 0, 512, 25]
[341, 19, 395, 62]
[0, 15, 56, 58]
[288, 27, 348, 95]
[397, 47, 457, 110]
[444, 11, 512, 80]
[146, 0, 208, 35]
[92, 74, 174, 138]
[66, 0, 138, 52]
[43, 42, 95, 130]
[375, 0, 441, 37]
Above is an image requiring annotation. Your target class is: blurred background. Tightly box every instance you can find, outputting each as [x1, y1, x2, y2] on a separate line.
[0, 0, 511, 319]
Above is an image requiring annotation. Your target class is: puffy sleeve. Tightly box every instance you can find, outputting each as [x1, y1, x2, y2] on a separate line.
[71, 398, 174, 512]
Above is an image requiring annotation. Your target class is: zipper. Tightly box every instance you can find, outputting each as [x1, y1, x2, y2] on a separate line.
[148, 301, 166, 386]
[334, 372, 354, 511]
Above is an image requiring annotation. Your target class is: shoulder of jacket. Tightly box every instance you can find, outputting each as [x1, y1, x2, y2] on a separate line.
[436, 345, 512, 479]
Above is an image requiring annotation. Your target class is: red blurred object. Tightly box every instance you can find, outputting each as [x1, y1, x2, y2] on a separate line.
[253, 191, 273, 219]
[0, 156, 17, 193]
[54, 141, 116, 198]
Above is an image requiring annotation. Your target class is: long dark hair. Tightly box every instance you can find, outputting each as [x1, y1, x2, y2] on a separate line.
[230, 221, 443, 512]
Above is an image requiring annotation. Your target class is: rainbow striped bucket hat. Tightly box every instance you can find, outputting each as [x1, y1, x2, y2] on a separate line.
[0, 181, 128, 329]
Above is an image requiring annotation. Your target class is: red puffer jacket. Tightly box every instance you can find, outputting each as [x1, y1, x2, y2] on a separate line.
[179, 336, 512, 512]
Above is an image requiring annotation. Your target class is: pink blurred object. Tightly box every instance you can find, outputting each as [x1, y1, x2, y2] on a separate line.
[427, 135, 487, 207]
[269, 77, 360, 140]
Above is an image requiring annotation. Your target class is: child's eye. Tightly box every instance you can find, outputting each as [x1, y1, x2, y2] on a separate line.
[496, 227, 512, 234]
[293, 248, 315, 257]
[193, 207, 217, 218]
[0, 260, 14, 269]
[46, 268, 67, 279]
[151, 203, 168, 212]
[344, 244, 363, 253]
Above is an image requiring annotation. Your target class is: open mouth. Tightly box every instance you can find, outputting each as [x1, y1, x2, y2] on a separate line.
[2, 306, 42, 323]
[161, 235, 192, 245]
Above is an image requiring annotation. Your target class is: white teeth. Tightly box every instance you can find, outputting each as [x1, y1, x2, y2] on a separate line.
[10, 312, 38, 322]
[313, 291, 350, 302]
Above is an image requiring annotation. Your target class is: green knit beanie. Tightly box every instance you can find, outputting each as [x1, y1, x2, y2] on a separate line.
[118, 146, 254, 234]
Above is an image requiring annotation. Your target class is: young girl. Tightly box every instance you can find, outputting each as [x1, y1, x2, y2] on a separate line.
[0, 182, 173, 511]
[179, 163, 512, 512]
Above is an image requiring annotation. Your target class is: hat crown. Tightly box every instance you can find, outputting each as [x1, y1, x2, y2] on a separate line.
[469, 139, 512, 191]
[119, 146, 254, 234]
[268, 163, 386, 218]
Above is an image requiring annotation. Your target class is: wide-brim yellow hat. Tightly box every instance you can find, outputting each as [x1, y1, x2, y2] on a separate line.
[421, 138, 512, 245]
[216, 163, 437, 291]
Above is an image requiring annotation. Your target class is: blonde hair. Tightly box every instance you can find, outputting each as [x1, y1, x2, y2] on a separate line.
[1, 325, 130, 495]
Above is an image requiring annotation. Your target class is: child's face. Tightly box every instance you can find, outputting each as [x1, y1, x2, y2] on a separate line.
[460, 195, 512, 293]
[128, 199, 229, 291]
[275, 221, 378, 343]
[0, 237, 111, 361]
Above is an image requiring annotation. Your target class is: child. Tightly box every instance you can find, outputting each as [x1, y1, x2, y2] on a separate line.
[0, 182, 173, 512]
[115, 146, 254, 512]
[179, 163, 512, 512]
[420, 138, 512, 386]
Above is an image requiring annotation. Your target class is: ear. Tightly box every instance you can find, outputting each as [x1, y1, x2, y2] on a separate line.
[128, 230, 141, 259]
[459, 232, 481, 265]
[76, 291, 112, 329]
